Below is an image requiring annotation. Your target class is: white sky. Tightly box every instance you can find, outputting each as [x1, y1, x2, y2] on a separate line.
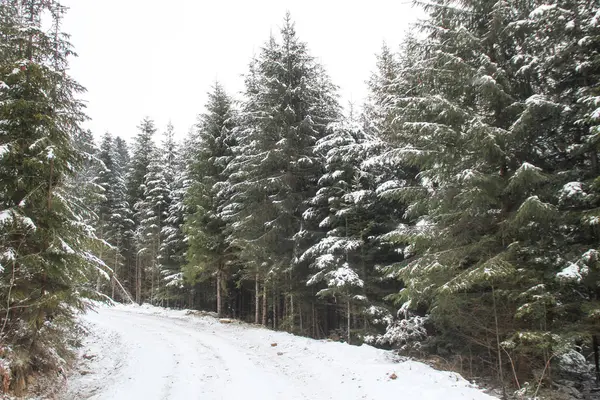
[61, 0, 420, 141]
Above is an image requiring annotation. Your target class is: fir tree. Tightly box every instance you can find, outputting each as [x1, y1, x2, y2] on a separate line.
[156, 123, 186, 304]
[223, 14, 339, 327]
[363, 42, 400, 135]
[136, 146, 169, 304]
[127, 118, 156, 302]
[0, 0, 101, 392]
[159, 137, 190, 305]
[376, 0, 600, 388]
[184, 83, 236, 316]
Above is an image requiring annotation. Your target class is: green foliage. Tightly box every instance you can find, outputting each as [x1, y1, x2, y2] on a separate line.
[0, 0, 102, 392]
[184, 83, 236, 285]
[375, 0, 600, 387]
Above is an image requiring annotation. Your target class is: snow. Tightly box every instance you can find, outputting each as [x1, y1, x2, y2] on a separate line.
[561, 181, 584, 197]
[343, 189, 370, 204]
[0, 209, 36, 231]
[62, 304, 497, 400]
[529, 4, 556, 18]
[327, 263, 364, 288]
[556, 262, 587, 283]
[558, 350, 590, 375]
[559, 181, 588, 202]
[0, 144, 9, 159]
[0, 210, 11, 225]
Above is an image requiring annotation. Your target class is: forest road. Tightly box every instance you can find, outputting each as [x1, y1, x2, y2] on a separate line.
[60, 304, 497, 400]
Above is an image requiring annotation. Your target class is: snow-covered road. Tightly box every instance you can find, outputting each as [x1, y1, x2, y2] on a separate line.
[62, 304, 496, 400]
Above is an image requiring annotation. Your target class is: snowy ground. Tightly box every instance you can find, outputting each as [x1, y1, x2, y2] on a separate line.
[60, 304, 497, 400]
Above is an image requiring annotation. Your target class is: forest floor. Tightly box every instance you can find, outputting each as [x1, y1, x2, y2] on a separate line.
[58, 304, 497, 400]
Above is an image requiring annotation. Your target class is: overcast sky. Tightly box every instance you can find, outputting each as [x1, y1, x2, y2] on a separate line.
[61, 0, 420, 141]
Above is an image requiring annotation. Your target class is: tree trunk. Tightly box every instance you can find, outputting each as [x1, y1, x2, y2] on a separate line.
[492, 284, 506, 399]
[347, 300, 351, 344]
[216, 268, 222, 317]
[255, 272, 260, 324]
[299, 303, 303, 334]
[312, 301, 316, 338]
[262, 282, 267, 326]
[111, 239, 119, 301]
[290, 294, 295, 332]
[272, 284, 276, 329]
[150, 262, 155, 305]
[96, 224, 104, 293]
[135, 253, 141, 304]
[593, 335, 600, 383]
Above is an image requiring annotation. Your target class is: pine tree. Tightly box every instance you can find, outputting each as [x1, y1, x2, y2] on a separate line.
[374, 0, 600, 388]
[109, 136, 135, 300]
[159, 135, 191, 306]
[156, 123, 185, 304]
[184, 83, 236, 316]
[223, 14, 339, 327]
[301, 119, 402, 343]
[0, 0, 102, 392]
[93, 133, 133, 300]
[127, 118, 157, 303]
[136, 145, 169, 304]
[363, 42, 400, 135]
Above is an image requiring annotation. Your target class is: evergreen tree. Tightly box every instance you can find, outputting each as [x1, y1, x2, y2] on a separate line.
[223, 14, 339, 327]
[375, 0, 600, 389]
[156, 123, 186, 304]
[93, 133, 133, 300]
[184, 83, 236, 316]
[108, 136, 135, 300]
[0, 0, 101, 392]
[127, 118, 157, 302]
[159, 136, 191, 305]
[136, 146, 169, 304]
[301, 119, 403, 343]
[363, 42, 400, 135]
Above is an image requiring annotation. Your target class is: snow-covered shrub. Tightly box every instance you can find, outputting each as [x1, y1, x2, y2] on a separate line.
[364, 304, 429, 353]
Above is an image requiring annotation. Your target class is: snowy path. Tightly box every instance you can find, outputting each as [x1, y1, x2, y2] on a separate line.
[62, 304, 497, 400]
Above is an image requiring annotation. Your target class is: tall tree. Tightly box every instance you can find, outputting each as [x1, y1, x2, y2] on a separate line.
[184, 83, 236, 316]
[110, 136, 135, 301]
[136, 146, 170, 304]
[0, 0, 101, 392]
[160, 134, 191, 305]
[127, 118, 156, 302]
[363, 42, 400, 135]
[223, 14, 339, 327]
[375, 0, 600, 390]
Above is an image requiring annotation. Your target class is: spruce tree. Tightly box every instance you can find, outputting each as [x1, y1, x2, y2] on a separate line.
[127, 118, 156, 302]
[363, 43, 400, 135]
[136, 146, 169, 304]
[160, 136, 190, 305]
[223, 14, 339, 327]
[155, 123, 184, 304]
[184, 84, 236, 316]
[0, 0, 101, 392]
[110, 136, 135, 300]
[375, 0, 600, 388]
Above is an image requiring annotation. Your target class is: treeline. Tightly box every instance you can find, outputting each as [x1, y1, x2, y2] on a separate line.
[0, 0, 599, 397]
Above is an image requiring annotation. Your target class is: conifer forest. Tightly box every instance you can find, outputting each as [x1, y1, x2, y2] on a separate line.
[0, 0, 599, 398]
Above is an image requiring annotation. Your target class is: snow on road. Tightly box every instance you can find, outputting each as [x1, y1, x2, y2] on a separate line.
[62, 304, 497, 400]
